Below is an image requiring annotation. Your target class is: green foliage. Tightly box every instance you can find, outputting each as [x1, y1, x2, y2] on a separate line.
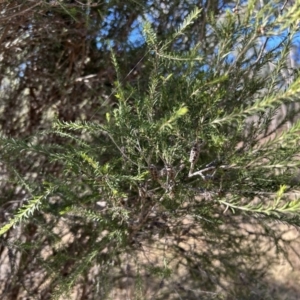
[1, 1, 300, 299]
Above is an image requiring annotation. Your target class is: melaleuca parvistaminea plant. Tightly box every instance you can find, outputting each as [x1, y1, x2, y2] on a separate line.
[1, 4, 300, 300]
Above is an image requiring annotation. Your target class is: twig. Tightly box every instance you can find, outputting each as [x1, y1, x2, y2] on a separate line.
[88, 51, 149, 121]
[227, 34, 257, 74]
[188, 165, 234, 179]
[102, 130, 139, 167]
[254, 37, 269, 65]
[188, 166, 216, 179]
[280, 0, 289, 13]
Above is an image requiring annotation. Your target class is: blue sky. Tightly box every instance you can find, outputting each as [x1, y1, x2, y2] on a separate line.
[99, 1, 299, 69]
